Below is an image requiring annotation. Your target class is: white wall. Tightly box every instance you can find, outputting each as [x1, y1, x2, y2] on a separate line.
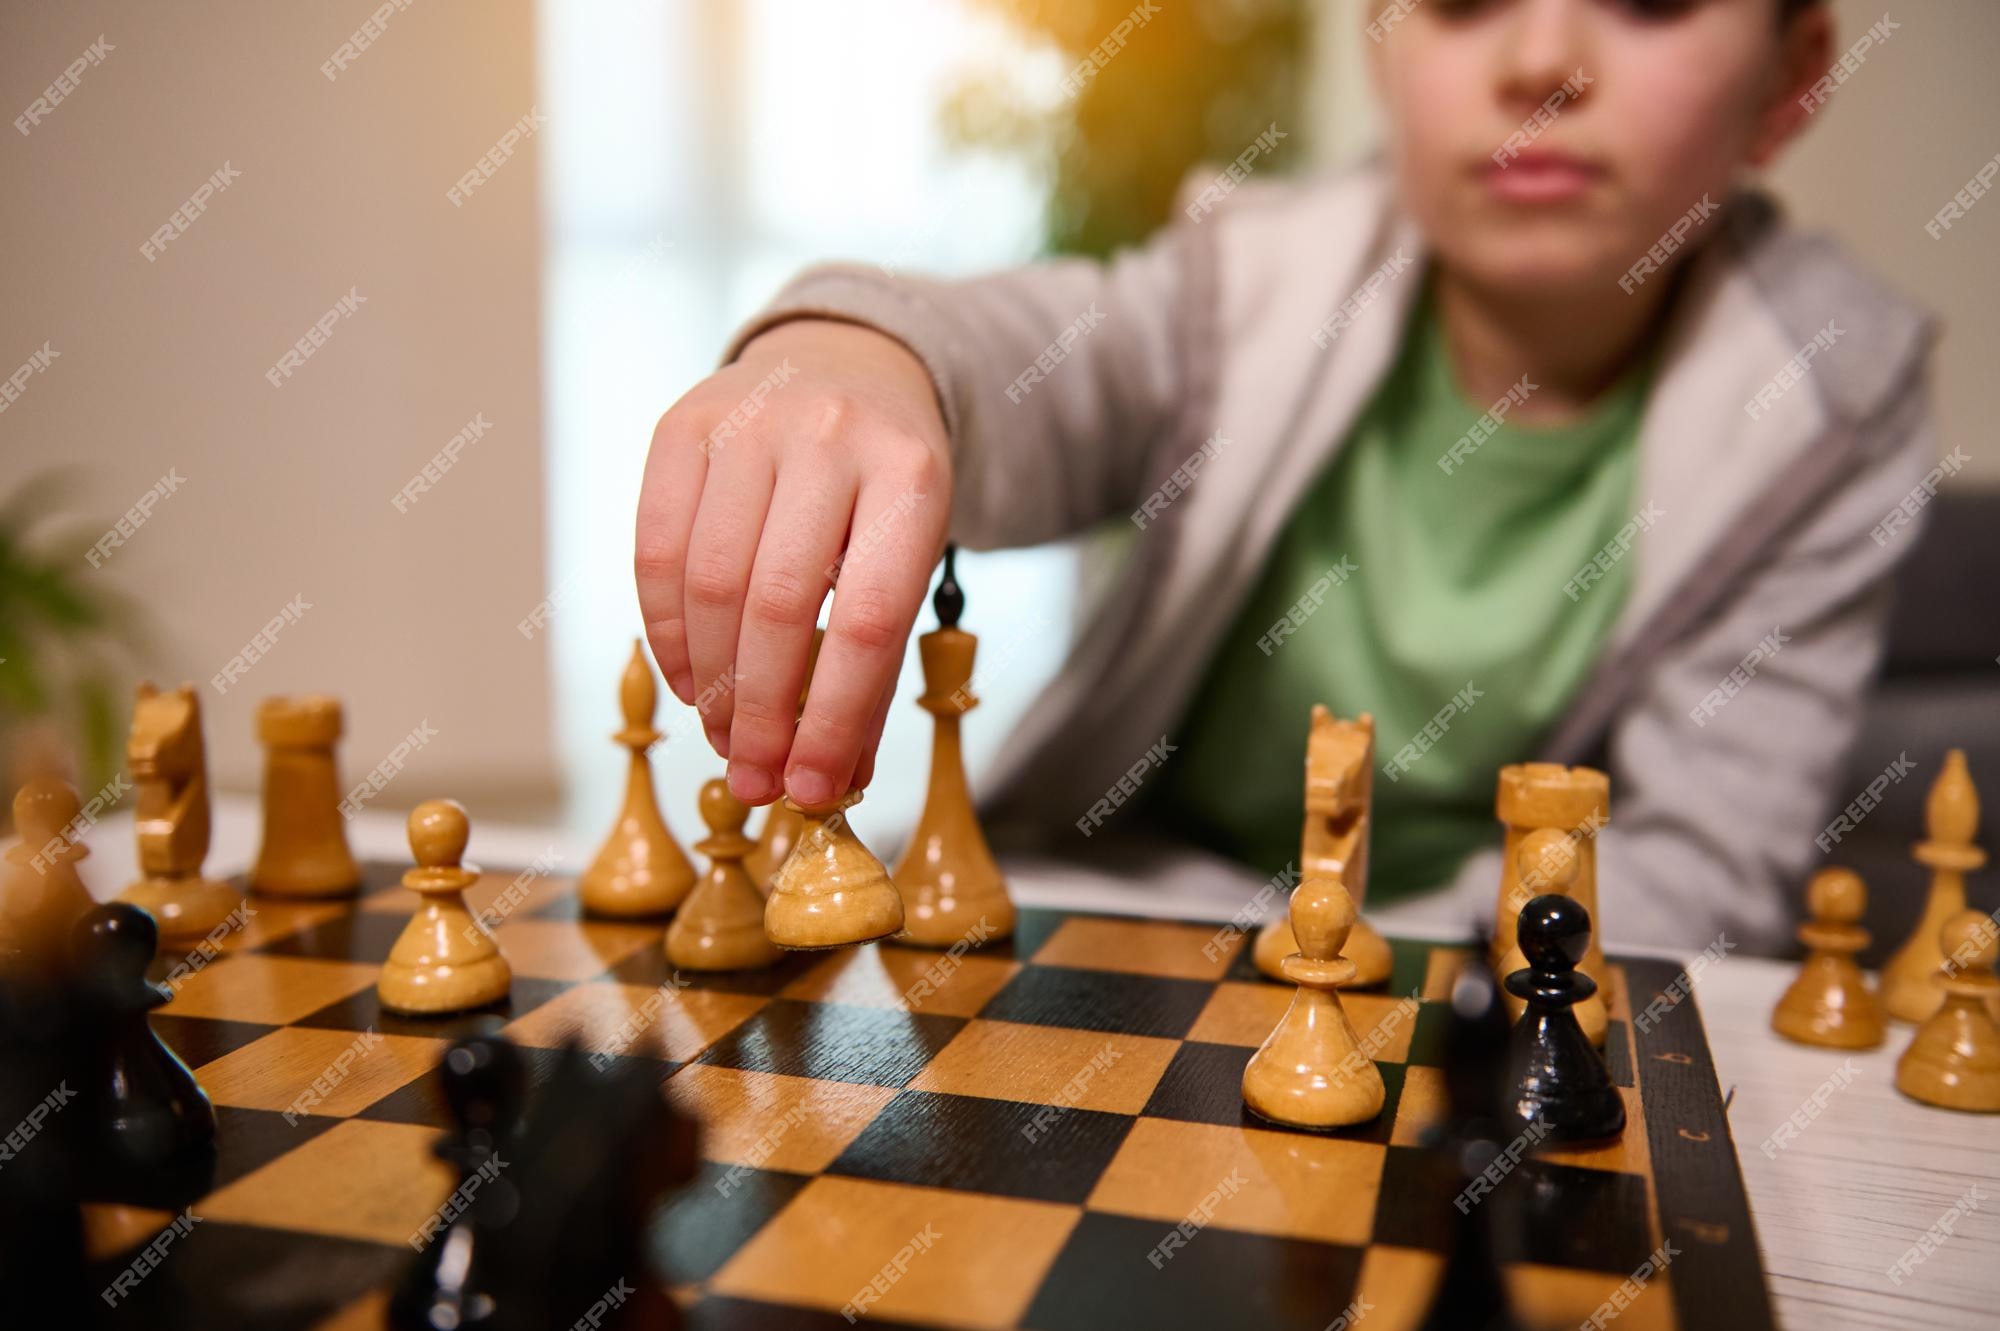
[0, 0, 556, 815]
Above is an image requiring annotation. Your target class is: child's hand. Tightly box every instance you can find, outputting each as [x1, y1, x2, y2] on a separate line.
[636, 318, 953, 809]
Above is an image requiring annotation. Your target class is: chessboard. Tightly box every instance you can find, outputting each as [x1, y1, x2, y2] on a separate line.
[91, 859, 1774, 1331]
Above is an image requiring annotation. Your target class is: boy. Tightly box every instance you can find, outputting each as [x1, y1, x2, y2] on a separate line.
[634, 0, 1936, 951]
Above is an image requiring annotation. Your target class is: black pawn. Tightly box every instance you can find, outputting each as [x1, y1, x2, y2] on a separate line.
[1417, 957, 1527, 1331]
[391, 1031, 527, 1331]
[72, 903, 217, 1207]
[1505, 895, 1625, 1142]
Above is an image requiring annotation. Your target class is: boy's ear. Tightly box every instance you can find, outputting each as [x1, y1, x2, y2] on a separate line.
[1747, 5, 1835, 169]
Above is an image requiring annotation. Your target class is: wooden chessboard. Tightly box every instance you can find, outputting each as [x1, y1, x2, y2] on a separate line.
[88, 860, 1776, 1330]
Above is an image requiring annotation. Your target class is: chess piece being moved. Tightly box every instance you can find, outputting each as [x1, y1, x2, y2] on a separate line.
[1771, 867, 1886, 1049]
[2, 778, 96, 966]
[892, 548, 1015, 948]
[1242, 872, 1386, 1128]
[1894, 910, 2000, 1113]
[666, 779, 783, 972]
[71, 903, 218, 1207]
[1883, 750, 1985, 1023]
[250, 694, 361, 898]
[1255, 707, 1391, 987]
[389, 1032, 525, 1331]
[765, 790, 905, 949]
[1494, 829, 1607, 1047]
[1505, 894, 1625, 1142]
[744, 627, 823, 892]
[1490, 763, 1612, 1005]
[580, 641, 696, 918]
[118, 682, 240, 942]
[380, 800, 512, 1014]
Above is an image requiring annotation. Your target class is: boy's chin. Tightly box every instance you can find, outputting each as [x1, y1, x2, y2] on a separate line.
[1438, 233, 1635, 303]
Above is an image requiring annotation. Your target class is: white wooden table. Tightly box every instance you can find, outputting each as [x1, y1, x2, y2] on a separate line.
[41, 797, 2000, 1330]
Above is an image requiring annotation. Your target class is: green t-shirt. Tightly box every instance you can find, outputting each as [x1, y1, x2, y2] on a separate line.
[1146, 288, 1653, 900]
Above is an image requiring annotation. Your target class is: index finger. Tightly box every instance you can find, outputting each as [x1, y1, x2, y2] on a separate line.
[782, 470, 945, 807]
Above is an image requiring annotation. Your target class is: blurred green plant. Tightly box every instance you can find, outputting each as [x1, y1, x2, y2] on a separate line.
[944, 0, 1311, 258]
[0, 470, 147, 813]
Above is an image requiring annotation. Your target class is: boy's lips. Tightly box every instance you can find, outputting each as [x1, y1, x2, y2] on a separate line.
[1479, 150, 1604, 203]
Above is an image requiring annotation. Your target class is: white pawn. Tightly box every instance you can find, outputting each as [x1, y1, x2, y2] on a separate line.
[1241, 873, 1385, 1128]
[379, 801, 511, 1014]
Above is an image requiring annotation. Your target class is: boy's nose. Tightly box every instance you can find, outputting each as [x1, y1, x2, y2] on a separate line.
[1495, 0, 1592, 113]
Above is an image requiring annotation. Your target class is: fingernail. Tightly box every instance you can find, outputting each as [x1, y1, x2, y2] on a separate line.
[729, 762, 776, 804]
[705, 725, 731, 759]
[787, 766, 834, 807]
[668, 671, 695, 702]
